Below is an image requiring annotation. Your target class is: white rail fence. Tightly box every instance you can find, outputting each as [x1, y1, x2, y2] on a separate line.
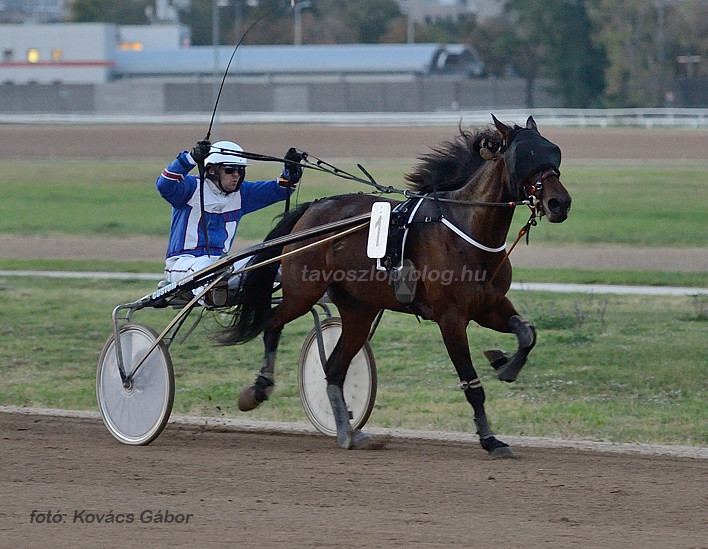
[1, 108, 707, 128]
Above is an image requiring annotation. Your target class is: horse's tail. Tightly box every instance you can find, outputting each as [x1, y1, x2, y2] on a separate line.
[217, 202, 312, 346]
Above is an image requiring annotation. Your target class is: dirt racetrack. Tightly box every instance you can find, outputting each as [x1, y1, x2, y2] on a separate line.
[1, 123, 707, 547]
[2, 122, 707, 161]
[2, 411, 707, 549]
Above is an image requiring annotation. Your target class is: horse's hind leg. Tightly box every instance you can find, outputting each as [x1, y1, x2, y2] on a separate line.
[477, 298, 536, 383]
[237, 327, 281, 411]
[326, 384, 374, 449]
[324, 301, 379, 450]
[238, 277, 326, 412]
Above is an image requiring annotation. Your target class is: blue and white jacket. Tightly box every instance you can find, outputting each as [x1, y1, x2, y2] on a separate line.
[156, 151, 291, 260]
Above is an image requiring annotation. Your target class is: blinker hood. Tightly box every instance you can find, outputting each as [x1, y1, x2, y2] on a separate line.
[503, 130, 562, 191]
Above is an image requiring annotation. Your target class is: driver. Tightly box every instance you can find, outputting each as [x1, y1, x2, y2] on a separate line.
[156, 139, 303, 305]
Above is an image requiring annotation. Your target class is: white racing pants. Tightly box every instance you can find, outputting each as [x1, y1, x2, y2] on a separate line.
[164, 254, 251, 298]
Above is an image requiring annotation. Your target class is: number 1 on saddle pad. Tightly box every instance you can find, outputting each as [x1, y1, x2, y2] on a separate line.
[367, 202, 391, 259]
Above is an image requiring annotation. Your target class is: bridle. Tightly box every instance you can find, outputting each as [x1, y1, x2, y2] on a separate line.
[483, 167, 559, 289]
[522, 168, 559, 220]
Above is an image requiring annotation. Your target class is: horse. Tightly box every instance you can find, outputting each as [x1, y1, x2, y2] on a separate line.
[221, 115, 572, 457]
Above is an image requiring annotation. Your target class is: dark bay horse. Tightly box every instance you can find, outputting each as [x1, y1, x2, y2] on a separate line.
[222, 115, 571, 457]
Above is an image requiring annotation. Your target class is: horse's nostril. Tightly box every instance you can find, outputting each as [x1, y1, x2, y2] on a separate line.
[547, 198, 561, 213]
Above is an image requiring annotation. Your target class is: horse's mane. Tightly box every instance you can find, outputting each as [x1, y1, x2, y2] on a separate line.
[405, 125, 502, 193]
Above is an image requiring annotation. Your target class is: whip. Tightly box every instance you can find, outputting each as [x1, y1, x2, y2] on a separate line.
[198, 1, 290, 252]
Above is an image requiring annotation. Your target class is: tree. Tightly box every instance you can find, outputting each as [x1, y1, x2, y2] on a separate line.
[503, 0, 605, 108]
[343, 0, 402, 44]
[501, 0, 546, 108]
[588, 0, 664, 106]
[415, 17, 460, 44]
[243, 0, 294, 45]
[180, 0, 212, 45]
[673, 0, 708, 78]
[542, 0, 605, 107]
[456, 14, 513, 78]
[585, 0, 708, 106]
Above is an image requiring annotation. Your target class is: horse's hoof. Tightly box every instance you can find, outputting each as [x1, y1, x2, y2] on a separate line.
[238, 375, 274, 411]
[489, 445, 515, 458]
[510, 315, 537, 350]
[481, 436, 515, 458]
[237, 386, 260, 411]
[351, 430, 375, 450]
[335, 430, 352, 449]
[484, 349, 509, 371]
[335, 430, 378, 450]
[496, 362, 517, 383]
[486, 349, 525, 383]
[495, 355, 527, 383]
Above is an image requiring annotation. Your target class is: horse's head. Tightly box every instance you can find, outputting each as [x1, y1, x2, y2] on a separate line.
[492, 115, 572, 223]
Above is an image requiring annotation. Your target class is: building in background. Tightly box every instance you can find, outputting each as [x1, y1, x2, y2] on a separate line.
[0, 0, 625, 115]
[0, 22, 190, 84]
[0, 22, 482, 84]
[0, 1, 702, 111]
[0, 19, 574, 113]
[113, 43, 484, 80]
[0, 0, 70, 23]
[0, 23, 116, 84]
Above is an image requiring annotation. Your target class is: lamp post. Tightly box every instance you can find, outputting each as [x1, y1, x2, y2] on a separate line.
[655, 0, 668, 105]
[293, 1, 312, 46]
[212, 0, 230, 139]
[403, 1, 415, 44]
[653, 0, 699, 104]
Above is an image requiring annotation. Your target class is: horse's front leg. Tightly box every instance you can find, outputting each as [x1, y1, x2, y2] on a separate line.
[438, 314, 513, 458]
[477, 297, 536, 383]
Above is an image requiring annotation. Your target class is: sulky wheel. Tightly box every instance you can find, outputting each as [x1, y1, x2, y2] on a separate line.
[96, 323, 174, 445]
[298, 317, 377, 437]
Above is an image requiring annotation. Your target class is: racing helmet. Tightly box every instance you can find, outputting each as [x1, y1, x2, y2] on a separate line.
[204, 141, 250, 167]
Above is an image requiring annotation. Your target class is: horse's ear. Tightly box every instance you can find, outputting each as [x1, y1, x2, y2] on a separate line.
[526, 116, 538, 131]
[491, 114, 509, 139]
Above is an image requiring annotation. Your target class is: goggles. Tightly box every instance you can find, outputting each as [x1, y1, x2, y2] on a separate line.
[222, 165, 246, 176]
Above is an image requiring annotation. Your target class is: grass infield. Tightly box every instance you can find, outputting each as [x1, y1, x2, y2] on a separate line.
[0, 275, 705, 446]
[2, 159, 707, 247]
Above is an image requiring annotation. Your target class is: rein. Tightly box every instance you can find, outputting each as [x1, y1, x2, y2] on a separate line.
[484, 209, 538, 290]
[483, 168, 558, 288]
[215, 146, 536, 210]
[206, 146, 556, 282]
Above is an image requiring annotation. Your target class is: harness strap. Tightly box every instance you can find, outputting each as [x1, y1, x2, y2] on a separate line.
[440, 216, 507, 253]
[394, 197, 426, 267]
[392, 196, 506, 271]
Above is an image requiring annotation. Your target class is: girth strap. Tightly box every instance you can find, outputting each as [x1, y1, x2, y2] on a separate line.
[397, 197, 427, 264]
